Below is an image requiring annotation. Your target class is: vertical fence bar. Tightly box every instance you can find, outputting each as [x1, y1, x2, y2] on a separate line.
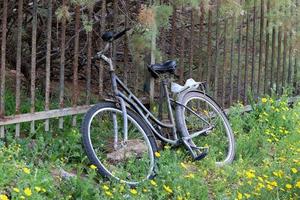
[287, 31, 293, 85]
[15, 0, 23, 137]
[112, 0, 118, 62]
[123, 0, 129, 86]
[198, 2, 204, 80]
[237, 11, 243, 102]
[270, 27, 276, 94]
[282, 31, 287, 90]
[257, 0, 264, 95]
[86, 6, 93, 105]
[179, 7, 185, 84]
[98, 0, 106, 98]
[72, 5, 80, 127]
[0, 0, 8, 138]
[189, 9, 194, 78]
[251, 0, 257, 95]
[170, 3, 177, 59]
[264, 0, 270, 94]
[229, 17, 235, 106]
[207, 9, 212, 90]
[45, 0, 53, 132]
[276, 27, 282, 94]
[59, 0, 67, 129]
[30, 0, 38, 133]
[222, 18, 228, 107]
[294, 0, 299, 93]
[214, 0, 220, 99]
[244, 11, 250, 104]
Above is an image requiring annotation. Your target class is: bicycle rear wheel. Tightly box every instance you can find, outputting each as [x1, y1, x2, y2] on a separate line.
[81, 102, 157, 185]
[176, 91, 235, 165]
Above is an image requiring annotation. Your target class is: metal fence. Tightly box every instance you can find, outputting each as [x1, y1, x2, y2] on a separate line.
[0, 0, 299, 137]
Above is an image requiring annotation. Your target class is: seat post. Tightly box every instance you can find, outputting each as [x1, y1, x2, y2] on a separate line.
[161, 77, 177, 139]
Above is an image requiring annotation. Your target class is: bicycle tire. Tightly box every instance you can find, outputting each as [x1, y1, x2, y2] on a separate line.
[81, 101, 158, 185]
[176, 91, 235, 165]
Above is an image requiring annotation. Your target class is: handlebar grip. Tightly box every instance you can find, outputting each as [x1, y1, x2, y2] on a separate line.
[113, 28, 131, 41]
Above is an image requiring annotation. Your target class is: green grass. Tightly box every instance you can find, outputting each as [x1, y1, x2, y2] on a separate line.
[0, 94, 300, 199]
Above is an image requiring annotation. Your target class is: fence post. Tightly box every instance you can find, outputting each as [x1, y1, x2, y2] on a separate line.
[30, 0, 38, 133]
[257, 0, 264, 95]
[45, 0, 53, 132]
[72, 5, 80, 127]
[251, 0, 257, 96]
[0, 0, 8, 138]
[15, 0, 23, 137]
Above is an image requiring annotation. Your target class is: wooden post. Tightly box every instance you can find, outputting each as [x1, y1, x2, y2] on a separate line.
[72, 5, 80, 127]
[237, 10, 243, 102]
[282, 31, 287, 90]
[189, 9, 195, 78]
[270, 27, 276, 94]
[229, 17, 235, 105]
[257, 0, 264, 95]
[264, 0, 270, 94]
[207, 9, 212, 91]
[251, 0, 257, 95]
[45, 0, 53, 132]
[214, 0, 220, 99]
[86, 5, 93, 105]
[59, 0, 67, 129]
[98, 0, 106, 99]
[198, 2, 205, 80]
[30, 0, 38, 133]
[0, 0, 8, 138]
[244, 11, 250, 104]
[276, 27, 282, 94]
[222, 18, 228, 107]
[15, 0, 23, 137]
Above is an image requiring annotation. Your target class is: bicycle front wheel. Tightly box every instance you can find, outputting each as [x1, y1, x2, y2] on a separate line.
[81, 102, 157, 185]
[176, 91, 235, 165]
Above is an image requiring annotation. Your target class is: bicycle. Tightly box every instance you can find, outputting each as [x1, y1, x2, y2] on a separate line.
[81, 29, 235, 185]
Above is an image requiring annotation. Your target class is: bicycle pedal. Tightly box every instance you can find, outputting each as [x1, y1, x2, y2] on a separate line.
[194, 152, 208, 161]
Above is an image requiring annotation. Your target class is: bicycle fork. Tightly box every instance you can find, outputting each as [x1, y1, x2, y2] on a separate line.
[112, 98, 128, 150]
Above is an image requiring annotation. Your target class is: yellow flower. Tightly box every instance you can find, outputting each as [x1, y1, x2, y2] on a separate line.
[270, 181, 278, 187]
[267, 184, 274, 191]
[177, 196, 184, 200]
[163, 185, 173, 194]
[143, 188, 148, 193]
[41, 188, 46, 193]
[291, 168, 298, 174]
[244, 193, 251, 199]
[258, 176, 264, 182]
[286, 184, 292, 189]
[130, 189, 138, 195]
[105, 191, 113, 197]
[261, 98, 268, 103]
[180, 162, 187, 169]
[184, 173, 195, 179]
[13, 188, 20, 193]
[154, 152, 161, 158]
[90, 164, 97, 170]
[245, 170, 255, 179]
[34, 186, 41, 192]
[295, 181, 300, 188]
[20, 196, 25, 200]
[102, 185, 110, 190]
[23, 167, 30, 174]
[24, 188, 32, 197]
[150, 180, 157, 186]
[237, 192, 243, 200]
[0, 194, 9, 200]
